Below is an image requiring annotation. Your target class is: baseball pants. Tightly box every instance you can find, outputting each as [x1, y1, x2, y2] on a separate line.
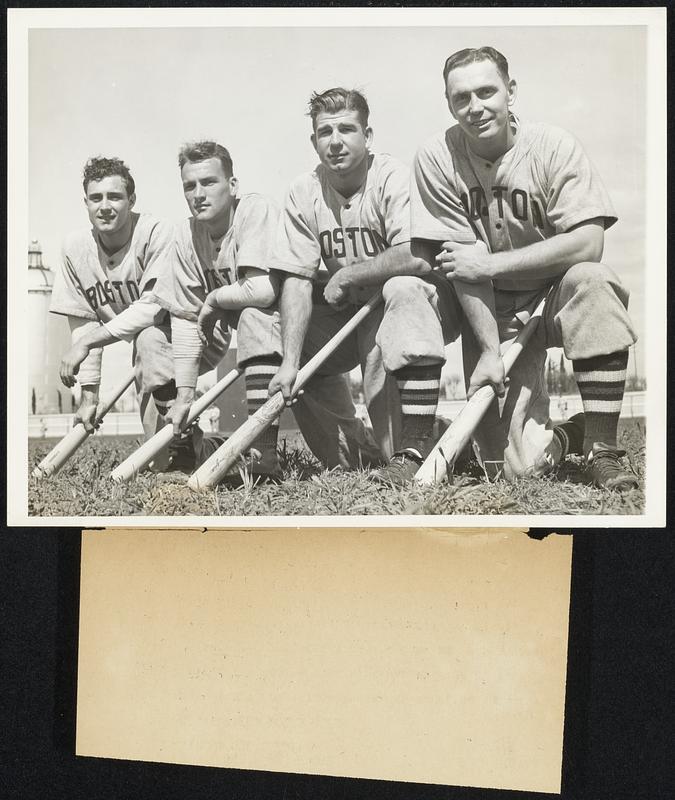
[376, 261, 637, 478]
[134, 307, 383, 471]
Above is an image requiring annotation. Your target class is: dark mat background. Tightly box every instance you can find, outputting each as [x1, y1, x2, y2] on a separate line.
[2, 530, 672, 800]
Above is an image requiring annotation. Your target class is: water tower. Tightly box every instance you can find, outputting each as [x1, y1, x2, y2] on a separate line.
[27, 240, 71, 414]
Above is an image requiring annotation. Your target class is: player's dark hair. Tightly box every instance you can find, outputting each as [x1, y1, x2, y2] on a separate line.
[442, 47, 511, 87]
[307, 88, 370, 131]
[82, 157, 135, 197]
[178, 141, 234, 177]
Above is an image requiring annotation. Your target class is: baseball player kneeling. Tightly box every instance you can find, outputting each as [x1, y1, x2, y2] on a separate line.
[54, 157, 174, 451]
[372, 46, 638, 491]
[268, 87, 432, 464]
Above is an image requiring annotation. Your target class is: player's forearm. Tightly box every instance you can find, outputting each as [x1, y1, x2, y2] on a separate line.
[278, 275, 313, 369]
[103, 297, 164, 342]
[171, 315, 203, 389]
[68, 318, 103, 386]
[455, 282, 501, 355]
[487, 221, 604, 281]
[207, 269, 279, 311]
[412, 241, 500, 355]
[334, 242, 429, 290]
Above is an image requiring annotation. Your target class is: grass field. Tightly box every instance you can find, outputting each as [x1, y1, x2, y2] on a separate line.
[28, 418, 645, 518]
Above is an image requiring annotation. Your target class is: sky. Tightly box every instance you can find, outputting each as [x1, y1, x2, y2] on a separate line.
[24, 15, 651, 387]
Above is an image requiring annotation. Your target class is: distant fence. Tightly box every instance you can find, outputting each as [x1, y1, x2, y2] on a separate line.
[28, 391, 646, 439]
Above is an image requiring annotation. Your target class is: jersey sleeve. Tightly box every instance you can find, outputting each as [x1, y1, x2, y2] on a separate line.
[543, 128, 618, 233]
[380, 159, 411, 246]
[234, 196, 279, 277]
[410, 136, 477, 245]
[49, 244, 98, 320]
[149, 223, 206, 322]
[270, 179, 322, 280]
[137, 218, 175, 294]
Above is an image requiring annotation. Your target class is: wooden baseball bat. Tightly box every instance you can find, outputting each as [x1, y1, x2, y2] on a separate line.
[32, 371, 136, 479]
[415, 295, 548, 485]
[188, 290, 383, 491]
[110, 366, 243, 483]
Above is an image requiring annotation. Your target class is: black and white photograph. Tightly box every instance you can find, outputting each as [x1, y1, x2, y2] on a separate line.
[8, 7, 666, 526]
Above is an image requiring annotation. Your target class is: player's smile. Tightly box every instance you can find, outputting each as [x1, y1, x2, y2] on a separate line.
[445, 59, 517, 160]
[84, 175, 135, 240]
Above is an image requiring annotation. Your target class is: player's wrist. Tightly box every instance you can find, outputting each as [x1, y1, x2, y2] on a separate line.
[80, 385, 100, 401]
[483, 253, 498, 280]
[175, 386, 196, 403]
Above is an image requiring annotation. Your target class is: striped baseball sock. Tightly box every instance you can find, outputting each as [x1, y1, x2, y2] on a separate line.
[152, 381, 177, 418]
[395, 363, 442, 457]
[573, 351, 628, 457]
[244, 358, 282, 454]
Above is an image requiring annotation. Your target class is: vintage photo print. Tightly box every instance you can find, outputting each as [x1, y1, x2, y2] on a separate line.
[7, 8, 666, 527]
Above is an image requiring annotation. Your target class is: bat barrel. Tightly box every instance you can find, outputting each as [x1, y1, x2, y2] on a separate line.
[415, 295, 548, 486]
[32, 424, 90, 478]
[187, 392, 286, 491]
[110, 368, 243, 483]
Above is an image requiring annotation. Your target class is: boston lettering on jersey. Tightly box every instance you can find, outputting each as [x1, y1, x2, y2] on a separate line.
[460, 185, 546, 230]
[319, 227, 389, 261]
[79, 278, 141, 311]
[201, 267, 233, 293]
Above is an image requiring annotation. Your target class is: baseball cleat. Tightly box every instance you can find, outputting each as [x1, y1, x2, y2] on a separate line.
[369, 448, 423, 487]
[586, 442, 639, 491]
[219, 448, 283, 488]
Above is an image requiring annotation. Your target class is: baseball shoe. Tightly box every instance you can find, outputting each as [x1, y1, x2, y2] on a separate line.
[586, 442, 639, 491]
[148, 425, 203, 474]
[189, 432, 283, 486]
[531, 413, 586, 477]
[369, 448, 423, 488]
[220, 448, 283, 488]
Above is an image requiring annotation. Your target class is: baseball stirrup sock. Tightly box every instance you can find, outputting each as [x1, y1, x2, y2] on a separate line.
[152, 381, 177, 418]
[573, 351, 628, 456]
[245, 358, 282, 453]
[553, 415, 585, 457]
[395, 363, 442, 454]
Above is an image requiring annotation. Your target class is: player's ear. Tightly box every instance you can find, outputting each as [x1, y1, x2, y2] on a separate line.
[128, 192, 137, 210]
[229, 176, 239, 194]
[364, 126, 373, 149]
[310, 132, 318, 153]
[445, 92, 458, 121]
[507, 79, 517, 106]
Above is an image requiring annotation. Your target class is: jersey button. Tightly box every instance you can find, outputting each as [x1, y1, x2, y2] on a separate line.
[344, 203, 351, 209]
[495, 222, 502, 230]
[485, 163, 491, 169]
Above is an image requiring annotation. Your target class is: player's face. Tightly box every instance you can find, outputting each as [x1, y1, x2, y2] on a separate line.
[311, 109, 373, 178]
[445, 60, 516, 145]
[84, 175, 135, 235]
[181, 158, 238, 228]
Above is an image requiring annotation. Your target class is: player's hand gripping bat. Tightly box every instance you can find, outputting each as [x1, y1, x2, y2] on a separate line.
[187, 290, 383, 491]
[415, 294, 548, 485]
[110, 367, 243, 482]
[32, 371, 135, 479]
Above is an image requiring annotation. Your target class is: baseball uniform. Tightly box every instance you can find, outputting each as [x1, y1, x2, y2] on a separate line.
[51, 212, 173, 389]
[147, 193, 280, 385]
[384, 115, 636, 477]
[272, 152, 411, 459]
[149, 193, 380, 470]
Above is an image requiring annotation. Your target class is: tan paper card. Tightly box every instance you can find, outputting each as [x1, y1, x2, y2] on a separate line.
[77, 528, 572, 793]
